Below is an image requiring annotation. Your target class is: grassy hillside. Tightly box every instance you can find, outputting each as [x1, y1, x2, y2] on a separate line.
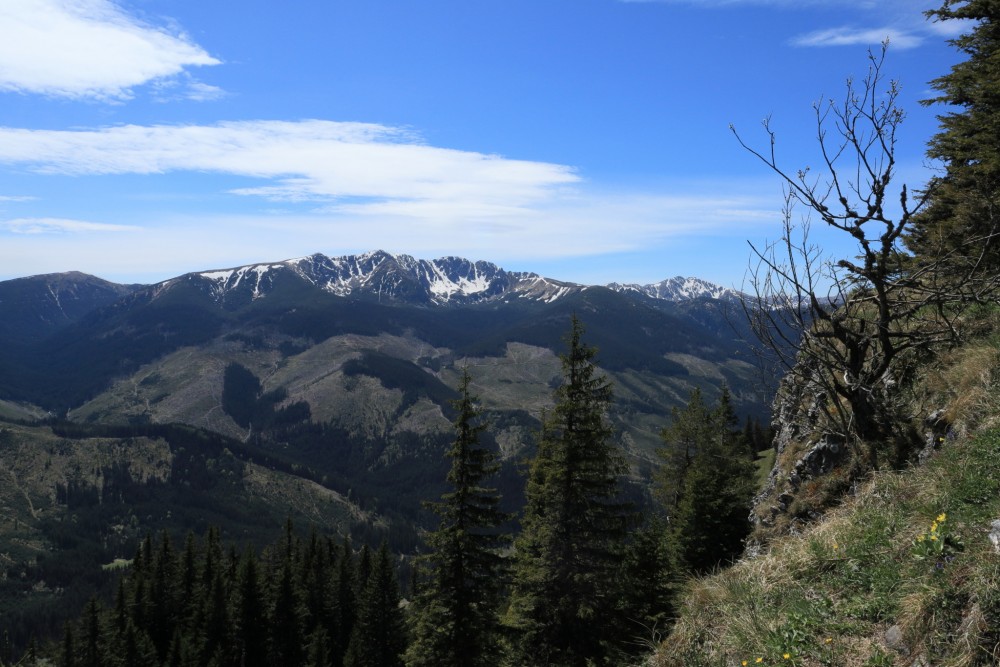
[650, 425, 1000, 667]
[647, 310, 1000, 667]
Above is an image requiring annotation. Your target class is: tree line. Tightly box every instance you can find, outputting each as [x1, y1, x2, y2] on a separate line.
[4, 316, 760, 667]
[12, 2, 1000, 663]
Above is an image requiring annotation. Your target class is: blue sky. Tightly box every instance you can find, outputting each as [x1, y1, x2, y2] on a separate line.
[0, 0, 963, 288]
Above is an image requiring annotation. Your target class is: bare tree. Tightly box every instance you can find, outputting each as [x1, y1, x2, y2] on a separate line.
[733, 43, 996, 452]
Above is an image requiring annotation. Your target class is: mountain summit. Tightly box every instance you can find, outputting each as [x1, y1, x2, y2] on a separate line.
[175, 250, 735, 307]
[185, 250, 577, 306]
[607, 276, 741, 302]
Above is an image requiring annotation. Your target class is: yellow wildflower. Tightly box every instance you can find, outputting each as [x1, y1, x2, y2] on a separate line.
[783, 653, 791, 660]
[937, 513, 947, 523]
[930, 535, 938, 541]
[742, 661, 748, 666]
[756, 658, 763, 664]
[917, 534, 926, 542]
[824, 637, 833, 644]
[931, 522, 938, 532]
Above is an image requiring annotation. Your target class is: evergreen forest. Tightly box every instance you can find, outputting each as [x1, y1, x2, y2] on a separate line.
[5, 1, 1000, 665]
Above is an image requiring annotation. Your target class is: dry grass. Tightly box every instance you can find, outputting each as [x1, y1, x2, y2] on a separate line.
[650, 422, 1000, 667]
[912, 343, 1000, 437]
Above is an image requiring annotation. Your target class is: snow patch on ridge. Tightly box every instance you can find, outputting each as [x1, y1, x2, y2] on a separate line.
[608, 276, 738, 302]
[181, 251, 731, 307]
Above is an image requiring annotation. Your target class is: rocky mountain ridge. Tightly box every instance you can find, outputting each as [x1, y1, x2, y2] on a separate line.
[3, 250, 740, 326]
[182, 249, 741, 307]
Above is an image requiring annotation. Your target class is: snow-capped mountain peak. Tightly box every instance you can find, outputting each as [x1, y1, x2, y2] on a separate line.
[607, 276, 739, 302]
[177, 251, 737, 307]
[185, 251, 577, 306]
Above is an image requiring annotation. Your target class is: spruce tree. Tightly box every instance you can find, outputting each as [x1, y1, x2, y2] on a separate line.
[405, 368, 508, 667]
[658, 387, 756, 573]
[345, 542, 406, 667]
[234, 548, 268, 667]
[269, 559, 306, 667]
[301, 531, 336, 662]
[654, 388, 713, 513]
[149, 531, 179, 660]
[503, 316, 634, 667]
[333, 539, 358, 667]
[907, 1, 1000, 270]
[79, 598, 102, 667]
[618, 518, 674, 637]
[60, 625, 74, 667]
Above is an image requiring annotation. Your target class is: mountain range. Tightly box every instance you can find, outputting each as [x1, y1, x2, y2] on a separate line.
[0, 250, 773, 647]
[0, 249, 763, 449]
[0, 247, 769, 513]
[143, 249, 743, 308]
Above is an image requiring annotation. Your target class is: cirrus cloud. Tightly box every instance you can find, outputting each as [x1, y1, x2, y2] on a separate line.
[3, 217, 140, 234]
[0, 0, 220, 100]
[792, 26, 922, 49]
[0, 120, 580, 208]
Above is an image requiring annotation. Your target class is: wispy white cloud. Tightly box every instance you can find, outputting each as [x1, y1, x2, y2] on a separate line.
[3, 217, 140, 234]
[152, 74, 227, 103]
[0, 120, 820, 283]
[0, 0, 220, 100]
[0, 195, 36, 202]
[0, 120, 782, 255]
[924, 16, 974, 38]
[792, 26, 923, 49]
[0, 120, 579, 207]
[184, 82, 226, 102]
[0, 188, 782, 282]
[622, 0, 940, 50]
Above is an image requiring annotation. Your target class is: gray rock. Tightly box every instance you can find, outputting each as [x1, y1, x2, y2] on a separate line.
[883, 624, 905, 651]
[925, 408, 947, 426]
[989, 519, 1000, 554]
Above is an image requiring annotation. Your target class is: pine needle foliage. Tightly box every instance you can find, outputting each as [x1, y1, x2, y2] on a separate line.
[28, 525, 407, 667]
[659, 387, 756, 574]
[908, 0, 1000, 272]
[405, 368, 509, 667]
[346, 542, 407, 667]
[502, 316, 636, 667]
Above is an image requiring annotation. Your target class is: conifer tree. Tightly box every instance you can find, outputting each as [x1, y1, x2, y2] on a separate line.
[60, 625, 74, 667]
[308, 627, 332, 667]
[197, 573, 231, 666]
[655, 388, 713, 513]
[333, 539, 358, 667]
[301, 531, 336, 662]
[345, 542, 406, 667]
[405, 369, 508, 667]
[149, 531, 179, 659]
[907, 1, 1000, 271]
[617, 518, 674, 637]
[234, 547, 268, 667]
[165, 629, 189, 667]
[79, 598, 102, 667]
[179, 533, 200, 624]
[269, 560, 306, 667]
[658, 387, 756, 573]
[119, 622, 158, 667]
[503, 316, 634, 667]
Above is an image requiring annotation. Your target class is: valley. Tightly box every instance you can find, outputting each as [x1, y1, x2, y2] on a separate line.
[0, 251, 773, 654]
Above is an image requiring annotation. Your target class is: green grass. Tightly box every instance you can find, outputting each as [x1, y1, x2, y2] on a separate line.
[755, 449, 776, 489]
[651, 428, 1000, 667]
